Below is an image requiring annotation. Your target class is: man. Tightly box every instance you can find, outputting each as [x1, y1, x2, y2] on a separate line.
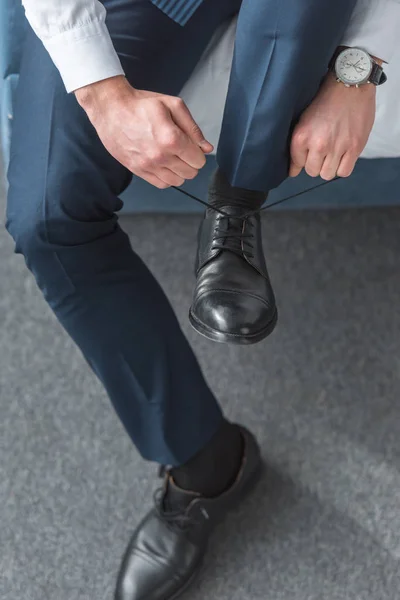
[4, 0, 398, 598]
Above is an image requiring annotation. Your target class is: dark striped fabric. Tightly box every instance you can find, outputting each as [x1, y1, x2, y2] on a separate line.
[150, 0, 204, 25]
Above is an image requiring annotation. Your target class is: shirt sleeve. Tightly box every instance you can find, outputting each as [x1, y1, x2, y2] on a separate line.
[341, 0, 400, 63]
[21, 0, 125, 93]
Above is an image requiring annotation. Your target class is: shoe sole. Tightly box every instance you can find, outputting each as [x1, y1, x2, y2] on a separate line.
[188, 307, 278, 345]
[168, 457, 264, 600]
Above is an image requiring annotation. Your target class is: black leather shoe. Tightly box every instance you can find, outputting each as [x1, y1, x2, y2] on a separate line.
[114, 426, 262, 600]
[189, 206, 277, 344]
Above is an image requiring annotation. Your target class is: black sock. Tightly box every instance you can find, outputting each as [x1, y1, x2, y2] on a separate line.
[171, 420, 244, 497]
[208, 168, 267, 213]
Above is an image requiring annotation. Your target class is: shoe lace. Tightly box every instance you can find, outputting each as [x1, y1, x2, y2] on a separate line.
[153, 468, 204, 531]
[213, 214, 255, 259]
[153, 488, 194, 530]
[171, 177, 339, 218]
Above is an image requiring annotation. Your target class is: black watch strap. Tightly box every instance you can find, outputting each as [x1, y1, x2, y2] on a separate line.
[370, 62, 387, 86]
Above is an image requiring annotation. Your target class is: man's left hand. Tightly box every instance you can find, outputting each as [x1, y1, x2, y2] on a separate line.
[289, 72, 376, 180]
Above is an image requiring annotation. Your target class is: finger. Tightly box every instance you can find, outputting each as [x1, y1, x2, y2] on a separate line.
[337, 152, 357, 178]
[289, 161, 303, 178]
[167, 157, 198, 180]
[166, 97, 214, 153]
[175, 134, 208, 170]
[320, 151, 344, 181]
[156, 167, 185, 187]
[305, 150, 326, 178]
[141, 171, 171, 190]
[290, 135, 308, 177]
[157, 125, 206, 170]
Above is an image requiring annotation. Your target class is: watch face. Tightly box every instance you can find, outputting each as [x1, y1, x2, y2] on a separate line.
[335, 48, 373, 85]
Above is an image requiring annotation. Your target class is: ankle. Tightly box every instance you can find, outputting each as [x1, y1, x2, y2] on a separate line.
[171, 421, 244, 498]
[208, 168, 267, 212]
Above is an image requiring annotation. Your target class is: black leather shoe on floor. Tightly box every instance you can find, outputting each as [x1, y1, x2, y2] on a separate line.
[114, 426, 262, 600]
[189, 206, 277, 344]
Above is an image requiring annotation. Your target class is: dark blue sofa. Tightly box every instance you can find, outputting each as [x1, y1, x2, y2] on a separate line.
[1, 0, 400, 213]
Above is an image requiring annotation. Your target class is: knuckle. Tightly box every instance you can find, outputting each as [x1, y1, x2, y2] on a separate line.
[171, 96, 184, 108]
[292, 129, 308, 147]
[174, 177, 185, 187]
[350, 140, 363, 154]
[156, 181, 170, 189]
[153, 98, 166, 111]
[341, 135, 353, 147]
[161, 130, 180, 149]
[148, 150, 164, 165]
[138, 157, 152, 171]
[314, 136, 328, 153]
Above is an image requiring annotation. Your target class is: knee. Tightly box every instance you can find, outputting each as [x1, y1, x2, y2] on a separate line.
[6, 183, 82, 267]
[6, 209, 45, 260]
[6, 171, 74, 260]
[6, 164, 118, 263]
[5, 184, 48, 264]
[5, 190, 77, 301]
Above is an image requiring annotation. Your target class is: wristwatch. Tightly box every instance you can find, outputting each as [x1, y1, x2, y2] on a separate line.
[329, 46, 387, 87]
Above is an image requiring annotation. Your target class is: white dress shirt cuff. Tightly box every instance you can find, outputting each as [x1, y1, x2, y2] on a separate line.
[43, 19, 125, 93]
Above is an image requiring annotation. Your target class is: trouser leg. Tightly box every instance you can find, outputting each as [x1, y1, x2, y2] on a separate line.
[217, 0, 358, 191]
[6, 0, 240, 466]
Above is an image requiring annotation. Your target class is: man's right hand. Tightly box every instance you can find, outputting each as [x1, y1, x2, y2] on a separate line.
[75, 75, 213, 189]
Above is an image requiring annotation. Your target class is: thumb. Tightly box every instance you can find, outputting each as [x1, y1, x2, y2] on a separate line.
[168, 97, 214, 153]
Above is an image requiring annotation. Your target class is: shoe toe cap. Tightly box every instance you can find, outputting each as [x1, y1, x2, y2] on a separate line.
[193, 290, 275, 338]
[115, 550, 176, 600]
[115, 551, 156, 600]
[114, 511, 202, 600]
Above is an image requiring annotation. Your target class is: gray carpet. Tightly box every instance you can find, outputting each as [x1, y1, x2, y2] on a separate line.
[1, 166, 400, 600]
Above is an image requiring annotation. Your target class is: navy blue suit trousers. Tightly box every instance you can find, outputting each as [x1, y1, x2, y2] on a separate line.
[6, 0, 356, 465]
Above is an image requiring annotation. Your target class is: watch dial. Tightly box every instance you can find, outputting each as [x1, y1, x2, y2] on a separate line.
[336, 48, 372, 85]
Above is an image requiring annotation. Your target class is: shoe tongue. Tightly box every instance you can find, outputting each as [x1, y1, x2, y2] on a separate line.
[218, 205, 248, 218]
[163, 476, 200, 514]
[207, 204, 249, 220]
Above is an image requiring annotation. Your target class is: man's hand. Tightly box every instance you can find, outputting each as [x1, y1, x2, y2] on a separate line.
[289, 72, 376, 181]
[75, 75, 213, 189]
